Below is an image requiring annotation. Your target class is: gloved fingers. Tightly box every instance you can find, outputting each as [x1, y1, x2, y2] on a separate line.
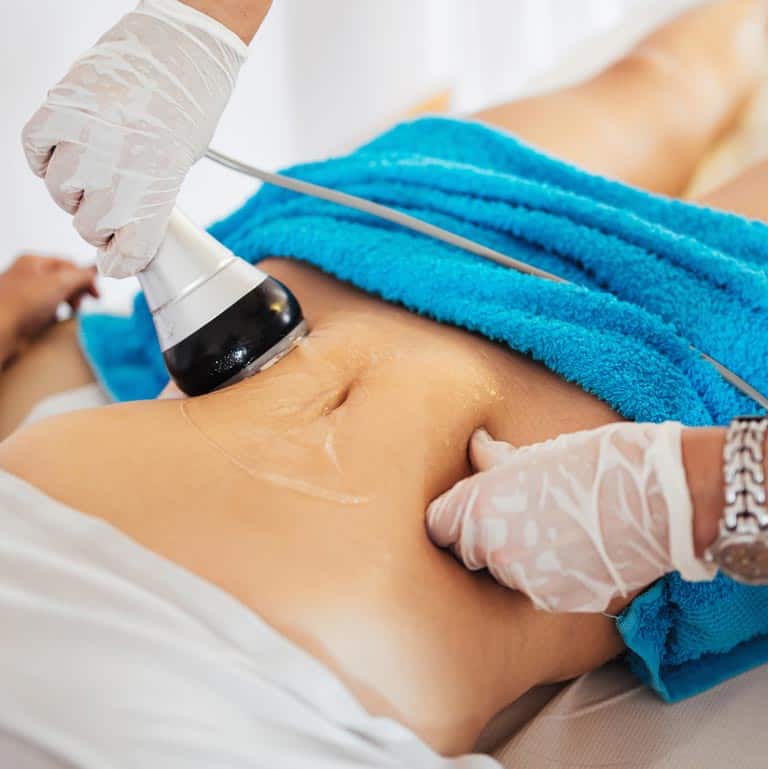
[72, 193, 115, 250]
[469, 427, 558, 472]
[95, 215, 168, 278]
[427, 437, 531, 559]
[484, 545, 621, 613]
[427, 474, 502, 571]
[44, 144, 85, 215]
[73, 191, 169, 264]
[428, 420, 706, 613]
[22, 0, 248, 278]
[484, 558, 553, 610]
[427, 474, 481, 549]
[22, 106, 87, 178]
[469, 427, 518, 471]
[450, 496, 512, 572]
[21, 106, 57, 178]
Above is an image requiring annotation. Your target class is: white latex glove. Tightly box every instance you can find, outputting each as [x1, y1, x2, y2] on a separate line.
[427, 422, 716, 613]
[22, 0, 248, 278]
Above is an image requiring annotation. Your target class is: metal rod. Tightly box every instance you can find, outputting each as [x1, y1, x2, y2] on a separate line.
[205, 147, 768, 412]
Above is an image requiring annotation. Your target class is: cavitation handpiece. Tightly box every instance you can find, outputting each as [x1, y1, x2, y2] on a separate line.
[138, 209, 307, 396]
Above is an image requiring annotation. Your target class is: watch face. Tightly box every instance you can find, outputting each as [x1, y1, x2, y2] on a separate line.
[716, 537, 768, 585]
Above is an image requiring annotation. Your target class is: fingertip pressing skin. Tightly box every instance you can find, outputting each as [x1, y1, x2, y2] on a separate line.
[468, 427, 519, 471]
[427, 422, 717, 613]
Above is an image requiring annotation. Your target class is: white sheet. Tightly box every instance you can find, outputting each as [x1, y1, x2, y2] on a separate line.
[492, 660, 767, 768]
[0, 467, 499, 768]
[20, 383, 110, 427]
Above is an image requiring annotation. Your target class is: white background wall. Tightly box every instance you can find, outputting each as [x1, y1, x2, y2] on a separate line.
[0, 0, 698, 309]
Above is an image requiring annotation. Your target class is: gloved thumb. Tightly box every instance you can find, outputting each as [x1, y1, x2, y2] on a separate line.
[427, 428, 534, 568]
[96, 215, 169, 278]
[469, 427, 518, 471]
[427, 428, 514, 548]
[425, 431, 509, 570]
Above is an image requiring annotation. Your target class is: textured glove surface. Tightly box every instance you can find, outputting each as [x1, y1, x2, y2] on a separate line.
[22, 0, 248, 277]
[427, 422, 715, 612]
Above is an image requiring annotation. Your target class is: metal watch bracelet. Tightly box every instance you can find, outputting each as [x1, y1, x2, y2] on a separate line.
[705, 416, 768, 585]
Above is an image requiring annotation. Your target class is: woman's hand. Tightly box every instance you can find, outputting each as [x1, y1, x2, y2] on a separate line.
[21, 0, 251, 278]
[426, 422, 717, 613]
[0, 254, 98, 366]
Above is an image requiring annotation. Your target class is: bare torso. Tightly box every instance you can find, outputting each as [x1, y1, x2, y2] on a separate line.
[0, 258, 624, 754]
[4, 2, 764, 753]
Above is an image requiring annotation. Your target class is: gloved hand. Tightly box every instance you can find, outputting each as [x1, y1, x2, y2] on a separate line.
[427, 422, 716, 612]
[22, 0, 248, 278]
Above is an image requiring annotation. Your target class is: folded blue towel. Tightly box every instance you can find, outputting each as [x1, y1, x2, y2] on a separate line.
[80, 116, 768, 701]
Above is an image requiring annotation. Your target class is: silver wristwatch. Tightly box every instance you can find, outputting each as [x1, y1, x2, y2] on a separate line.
[705, 416, 768, 584]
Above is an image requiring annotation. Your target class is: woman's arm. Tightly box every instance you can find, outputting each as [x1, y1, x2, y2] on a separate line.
[181, 0, 273, 43]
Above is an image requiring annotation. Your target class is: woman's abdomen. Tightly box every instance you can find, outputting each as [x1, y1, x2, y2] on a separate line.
[176, 260, 626, 752]
[0, 258, 626, 756]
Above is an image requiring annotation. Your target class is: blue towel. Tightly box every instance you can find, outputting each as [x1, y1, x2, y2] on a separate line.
[80, 116, 768, 701]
